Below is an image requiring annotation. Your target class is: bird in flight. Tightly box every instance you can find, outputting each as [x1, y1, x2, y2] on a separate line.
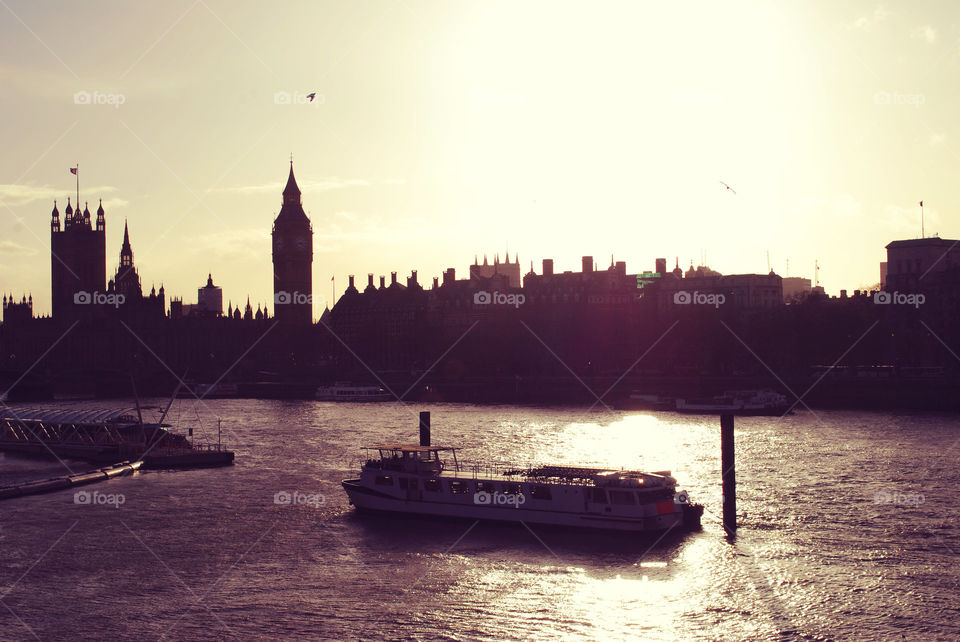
[720, 181, 736, 195]
[307, 92, 317, 102]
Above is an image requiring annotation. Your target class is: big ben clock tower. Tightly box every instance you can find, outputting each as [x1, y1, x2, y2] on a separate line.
[272, 160, 313, 325]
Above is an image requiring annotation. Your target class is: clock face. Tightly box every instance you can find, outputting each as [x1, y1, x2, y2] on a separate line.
[295, 236, 307, 251]
[274, 235, 284, 250]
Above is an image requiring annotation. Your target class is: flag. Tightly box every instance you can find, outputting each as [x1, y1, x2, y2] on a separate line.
[70, 167, 77, 175]
[331, 276, 334, 281]
[919, 200, 923, 207]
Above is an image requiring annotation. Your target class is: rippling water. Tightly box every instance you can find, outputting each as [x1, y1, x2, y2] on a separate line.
[1, 401, 958, 640]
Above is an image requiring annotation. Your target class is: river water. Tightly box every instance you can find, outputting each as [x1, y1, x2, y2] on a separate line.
[1, 401, 958, 640]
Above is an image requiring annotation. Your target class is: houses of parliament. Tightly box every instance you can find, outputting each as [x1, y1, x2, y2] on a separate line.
[5, 162, 315, 327]
[0, 163, 317, 396]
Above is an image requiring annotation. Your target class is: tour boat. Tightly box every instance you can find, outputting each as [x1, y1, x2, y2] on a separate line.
[674, 389, 790, 416]
[316, 384, 392, 402]
[342, 435, 703, 533]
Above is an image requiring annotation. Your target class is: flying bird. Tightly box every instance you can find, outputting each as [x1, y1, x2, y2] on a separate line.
[307, 92, 317, 102]
[720, 181, 736, 195]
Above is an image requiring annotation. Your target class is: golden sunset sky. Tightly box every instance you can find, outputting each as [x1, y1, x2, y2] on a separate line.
[1, 1, 955, 318]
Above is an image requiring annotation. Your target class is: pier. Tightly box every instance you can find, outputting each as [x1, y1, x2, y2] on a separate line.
[0, 406, 234, 468]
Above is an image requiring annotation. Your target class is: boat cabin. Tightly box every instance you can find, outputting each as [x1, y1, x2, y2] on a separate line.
[362, 444, 460, 475]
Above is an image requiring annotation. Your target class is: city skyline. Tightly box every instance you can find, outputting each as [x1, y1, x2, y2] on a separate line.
[2, 1, 958, 318]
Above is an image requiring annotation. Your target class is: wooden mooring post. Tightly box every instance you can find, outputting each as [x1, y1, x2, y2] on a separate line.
[721, 413, 737, 535]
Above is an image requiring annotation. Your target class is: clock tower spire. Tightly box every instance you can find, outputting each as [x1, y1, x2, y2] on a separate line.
[272, 160, 313, 324]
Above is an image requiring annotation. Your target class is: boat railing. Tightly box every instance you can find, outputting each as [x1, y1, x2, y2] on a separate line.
[452, 461, 604, 486]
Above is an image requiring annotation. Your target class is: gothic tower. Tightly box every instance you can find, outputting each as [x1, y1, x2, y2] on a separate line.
[50, 197, 106, 319]
[108, 220, 143, 302]
[271, 161, 313, 324]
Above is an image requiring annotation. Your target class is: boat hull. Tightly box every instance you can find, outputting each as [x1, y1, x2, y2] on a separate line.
[342, 480, 692, 533]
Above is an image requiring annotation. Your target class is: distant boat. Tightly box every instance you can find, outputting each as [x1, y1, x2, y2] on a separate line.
[675, 389, 790, 416]
[194, 383, 239, 398]
[177, 383, 239, 399]
[316, 383, 392, 402]
[622, 392, 675, 411]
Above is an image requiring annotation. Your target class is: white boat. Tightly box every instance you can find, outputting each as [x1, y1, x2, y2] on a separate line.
[342, 444, 703, 533]
[675, 388, 790, 416]
[316, 384, 391, 402]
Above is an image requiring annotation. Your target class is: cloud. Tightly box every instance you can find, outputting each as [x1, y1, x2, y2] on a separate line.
[207, 177, 372, 195]
[0, 184, 119, 207]
[0, 240, 38, 256]
[914, 25, 936, 44]
[849, 5, 890, 30]
[187, 228, 269, 261]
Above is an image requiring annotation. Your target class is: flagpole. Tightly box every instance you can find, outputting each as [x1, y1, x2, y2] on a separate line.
[921, 202, 924, 238]
[75, 164, 79, 208]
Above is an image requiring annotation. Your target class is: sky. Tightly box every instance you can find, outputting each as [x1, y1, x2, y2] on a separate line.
[1, 0, 958, 319]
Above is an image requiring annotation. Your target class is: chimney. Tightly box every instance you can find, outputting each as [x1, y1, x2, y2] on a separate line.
[348, 275, 355, 289]
[432, 276, 439, 289]
[391, 272, 397, 285]
[443, 268, 455, 286]
[379, 275, 386, 289]
[407, 270, 419, 288]
[368, 273, 374, 288]
[542, 259, 554, 277]
[615, 261, 626, 276]
[655, 258, 667, 275]
[582, 256, 593, 273]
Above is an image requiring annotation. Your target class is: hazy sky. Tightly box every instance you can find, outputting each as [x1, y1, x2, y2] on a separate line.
[1, 1, 957, 318]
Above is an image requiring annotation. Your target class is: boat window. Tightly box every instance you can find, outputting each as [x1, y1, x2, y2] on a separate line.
[424, 479, 441, 492]
[375, 475, 393, 486]
[449, 480, 470, 494]
[530, 485, 552, 500]
[588, 488, 608, 503]
[398, 477, 417, 490]
[503, 484, 521, 495]
[609, 490, 636, 505]
[476, 481, 496, 493]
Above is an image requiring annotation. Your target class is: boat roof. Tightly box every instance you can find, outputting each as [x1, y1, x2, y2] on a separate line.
[0, 406, 141, 426]
[365, 444, 457, 453]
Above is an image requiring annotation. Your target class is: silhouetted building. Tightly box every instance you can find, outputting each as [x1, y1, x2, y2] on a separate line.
[884, 237, 960, 291]
[272, 162, 313, 325]
[105, 222, 165, 319]
[197, 273, 223, 316]
[2, 294, 33, 325]
[782, 277, 812, 302]
[470, 253, 521, 288]
[50, 198, 105, 320]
